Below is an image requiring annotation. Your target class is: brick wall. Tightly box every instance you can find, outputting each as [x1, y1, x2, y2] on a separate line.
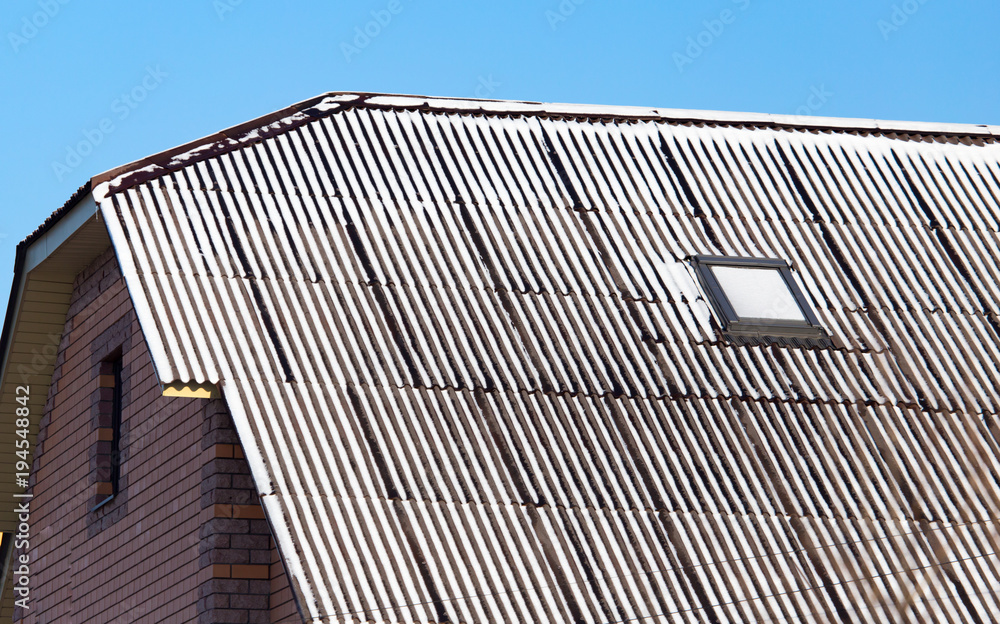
[16, 248, 303, 624]
[199, 401, 304, 624]
[270, 541, 300, 623]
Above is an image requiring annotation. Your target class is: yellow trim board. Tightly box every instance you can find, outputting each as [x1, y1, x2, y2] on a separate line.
[162, 382, 220, 399]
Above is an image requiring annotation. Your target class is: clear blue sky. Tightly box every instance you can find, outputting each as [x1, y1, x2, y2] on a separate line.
[2, 0, 998, 325]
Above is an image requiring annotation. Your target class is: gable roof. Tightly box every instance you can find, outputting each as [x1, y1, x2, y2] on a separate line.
[10, 92, 1000, 622]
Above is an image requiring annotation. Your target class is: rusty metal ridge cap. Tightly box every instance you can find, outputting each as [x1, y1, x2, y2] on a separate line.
[90, 92, 352, 193]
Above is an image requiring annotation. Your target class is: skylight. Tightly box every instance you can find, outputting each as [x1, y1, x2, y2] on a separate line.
[710, 266, 807, 321]
[691, 256, 829, 345]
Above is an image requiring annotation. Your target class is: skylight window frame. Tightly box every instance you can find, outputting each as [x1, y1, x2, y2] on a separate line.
[691, 255, 828, 342]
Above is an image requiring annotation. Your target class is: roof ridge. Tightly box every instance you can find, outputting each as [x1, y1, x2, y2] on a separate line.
[90, 91, 1000, 202]
[353, 92, 1000, 136]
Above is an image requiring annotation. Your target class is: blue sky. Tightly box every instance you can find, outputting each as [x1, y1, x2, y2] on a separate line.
[2, 0, 998, 325]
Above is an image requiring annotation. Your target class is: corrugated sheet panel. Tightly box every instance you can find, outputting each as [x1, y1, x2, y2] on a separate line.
[97, 94, 1000, 623]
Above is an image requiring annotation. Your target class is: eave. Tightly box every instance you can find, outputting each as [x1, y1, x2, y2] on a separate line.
[0, 189, 109, 530]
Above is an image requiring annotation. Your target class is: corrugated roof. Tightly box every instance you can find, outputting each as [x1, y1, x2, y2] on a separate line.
[96, 93, 1000, 623]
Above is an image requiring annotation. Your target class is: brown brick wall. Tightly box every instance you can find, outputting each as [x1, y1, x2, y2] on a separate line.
[198, 401, 303, 624]
[15, 248, 303, 624]
[270, 541, 300, 623]
[199, 402, 271, 624]
[17, 248, 202, 623]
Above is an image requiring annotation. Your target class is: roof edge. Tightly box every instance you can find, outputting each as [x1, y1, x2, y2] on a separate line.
[91, 92, 338, 189]
[88, 91, 1000, 200]
[0, 245, 27, 395]
[0, 180, 92, 383]
[360, 93, 1000, 137]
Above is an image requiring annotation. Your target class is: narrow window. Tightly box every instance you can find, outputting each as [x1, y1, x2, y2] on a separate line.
[109, 358, 123, 495]
[692, 255, 830, 346]
[93, 356, 124, 509]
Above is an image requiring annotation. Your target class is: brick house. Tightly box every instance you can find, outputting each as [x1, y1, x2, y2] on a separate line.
[0, 213, 301, 622]
[3, 93, 1000, 622]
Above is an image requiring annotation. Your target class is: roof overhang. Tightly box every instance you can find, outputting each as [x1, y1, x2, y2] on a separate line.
[0, 190, 109, 530]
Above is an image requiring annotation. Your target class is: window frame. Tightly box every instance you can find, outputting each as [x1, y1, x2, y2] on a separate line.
[92, 355, 124, 512]
[691, 255, 827, 342]
[109, 357, 123, 497]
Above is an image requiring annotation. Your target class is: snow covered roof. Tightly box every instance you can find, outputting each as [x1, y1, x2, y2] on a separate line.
[83, 92, 1000, 622]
